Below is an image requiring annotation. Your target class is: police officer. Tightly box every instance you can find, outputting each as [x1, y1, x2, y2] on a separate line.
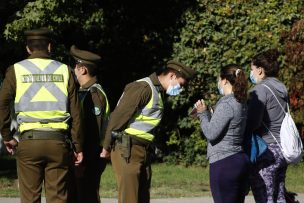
[0, 28, 83, 203]
[69, 45, 110, 203]
[100, 61, 196, 203]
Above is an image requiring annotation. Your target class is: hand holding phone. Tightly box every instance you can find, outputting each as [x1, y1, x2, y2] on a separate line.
[189, 107, 197, 117]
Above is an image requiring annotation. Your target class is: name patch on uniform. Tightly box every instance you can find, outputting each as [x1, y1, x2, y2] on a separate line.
[21, 74, 64, 83]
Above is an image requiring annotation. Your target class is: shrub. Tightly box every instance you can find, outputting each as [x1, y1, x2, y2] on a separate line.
[281, 19, 304, 139]
[163, 0, 304, 165]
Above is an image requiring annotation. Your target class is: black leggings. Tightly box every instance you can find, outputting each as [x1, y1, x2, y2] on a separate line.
[210, 152, 250, 203]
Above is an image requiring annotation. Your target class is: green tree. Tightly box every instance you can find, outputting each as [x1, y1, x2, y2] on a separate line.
[2, 0, 304, 166]
[281, 19, 304, 138]
[164, 0, 304, 165]
[2, 0, 194, 105]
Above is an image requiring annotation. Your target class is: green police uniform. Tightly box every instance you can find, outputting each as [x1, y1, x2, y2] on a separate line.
[68, 45, 110, 203]
[103, 61, 196, 203]
[0, 28, 83, 203]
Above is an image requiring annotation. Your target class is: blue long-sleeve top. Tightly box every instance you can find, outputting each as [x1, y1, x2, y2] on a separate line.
[197, 94, 247, 163]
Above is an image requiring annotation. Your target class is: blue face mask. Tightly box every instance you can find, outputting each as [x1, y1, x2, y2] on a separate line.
[217, 82, 224, 95]
[166, 83, 182, 96]
[250, 71, 257, 84]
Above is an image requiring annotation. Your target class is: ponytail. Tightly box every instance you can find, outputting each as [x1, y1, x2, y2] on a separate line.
[233, 69, 247, 103]
[220, 64, 248, 103]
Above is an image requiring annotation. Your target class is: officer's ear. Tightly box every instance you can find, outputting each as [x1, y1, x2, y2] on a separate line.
[77, 65, 87, 75]
[26, 46, 32, 55]
[83, 66, 89, 75]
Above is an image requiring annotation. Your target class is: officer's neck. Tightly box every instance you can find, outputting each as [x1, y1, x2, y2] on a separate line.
[78, 75, 92, 87]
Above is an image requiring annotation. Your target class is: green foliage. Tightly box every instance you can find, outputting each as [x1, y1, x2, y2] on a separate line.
[164, 125, 208, 166]
[164, 0, 304, 165]
[4, 0, 105, 40]
[2, 0, 193, 105]
[281, 19, 304, 138]
[2, 0, 304, 166]
[3, 0, 106, 63]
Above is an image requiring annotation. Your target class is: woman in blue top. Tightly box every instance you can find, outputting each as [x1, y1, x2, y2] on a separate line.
[195, 64, 249, 203]
[246, 49, 288, 203]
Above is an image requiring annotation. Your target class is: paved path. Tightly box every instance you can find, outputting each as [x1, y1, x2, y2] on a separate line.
[1, 194, 304, 203]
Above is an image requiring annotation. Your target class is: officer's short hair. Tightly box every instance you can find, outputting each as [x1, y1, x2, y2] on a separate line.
[24, 28, 52, 52]
[77, 63, 98, 77]
[160, 68, 183, 78]
[27, 39, 49, 52]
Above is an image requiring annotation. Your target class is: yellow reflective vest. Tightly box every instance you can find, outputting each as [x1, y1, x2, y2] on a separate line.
[124, 77, 164, 141]
[14, 58, 70, 133]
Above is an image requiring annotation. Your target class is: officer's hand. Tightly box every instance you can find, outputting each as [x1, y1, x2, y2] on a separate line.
[74, 152, 84, 166]
[3, 139, 18, 155]
[100, 148, 110, 159]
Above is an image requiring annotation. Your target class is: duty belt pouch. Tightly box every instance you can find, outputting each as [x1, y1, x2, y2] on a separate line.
[119, 132, 131, 162]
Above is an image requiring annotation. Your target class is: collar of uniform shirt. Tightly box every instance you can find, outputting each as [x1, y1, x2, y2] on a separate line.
[80, 76, 98, 90]
[149, 72, 164, 92]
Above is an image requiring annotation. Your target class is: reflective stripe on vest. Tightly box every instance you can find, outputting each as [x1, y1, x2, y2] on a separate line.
[14, 59, 70, 132]
[124, 77, 163, 141]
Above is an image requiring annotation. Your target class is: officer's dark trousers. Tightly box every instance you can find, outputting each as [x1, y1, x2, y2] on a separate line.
[111, 143, 151, 203]
[209, 152, 250, 203]
[16, 139, 70, 203]
[68, 156, 106, 203]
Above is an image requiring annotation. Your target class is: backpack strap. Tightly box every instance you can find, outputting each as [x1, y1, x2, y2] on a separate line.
[261, 84, 286, 150]
[261, 84, 288, 114]
[262, 122, 281, 147]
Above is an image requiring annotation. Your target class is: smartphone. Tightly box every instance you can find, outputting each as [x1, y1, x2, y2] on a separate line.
[188, 107, 197, 117]
[209, 106, 214, 114]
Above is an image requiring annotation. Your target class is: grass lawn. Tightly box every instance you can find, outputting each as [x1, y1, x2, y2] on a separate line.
[1, 156, 304, 198]
[101, 162, 304, 198]
[100, 164, 210, 198]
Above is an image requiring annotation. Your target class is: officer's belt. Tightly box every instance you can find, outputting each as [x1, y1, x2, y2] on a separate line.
[20, 130, 66, 141]
[130, 135, 151, 147]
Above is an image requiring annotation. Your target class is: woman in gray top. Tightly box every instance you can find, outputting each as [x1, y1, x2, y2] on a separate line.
[246, 49, 288, 203]
[195, 64, 249, 203]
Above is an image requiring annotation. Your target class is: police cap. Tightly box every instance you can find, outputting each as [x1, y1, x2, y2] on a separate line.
[24, 27, 52, 40]
[70, 45, 101, 66]
[167, 60, 197, 80]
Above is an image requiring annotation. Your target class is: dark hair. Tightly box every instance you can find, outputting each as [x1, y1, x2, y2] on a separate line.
[77, 63, 98, 76]
[220, 64, 248, 103]
[159, 67, 183, 78]
[27, 39, 50, 52]
[252, 49, 280, 77]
